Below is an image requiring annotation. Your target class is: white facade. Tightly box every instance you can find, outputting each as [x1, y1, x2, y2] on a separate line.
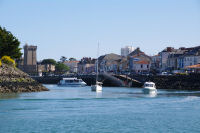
[183, 56, 200, 68]
[132, 64, 150, 72]
[121, 46, 135, 57]
[160, 52, 172, 71]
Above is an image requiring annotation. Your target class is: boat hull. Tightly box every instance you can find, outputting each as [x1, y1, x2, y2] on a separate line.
[58, 83, 86, 87]
[91, 85, 102, 92]
[142, 88, 157, 94]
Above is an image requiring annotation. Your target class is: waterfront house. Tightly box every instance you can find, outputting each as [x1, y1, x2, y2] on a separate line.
[64, 60, 79, 73]
[159, 47, 178, 71]
[128, 48, 151, 74]
[98, 53, 122, 73]
[118, 57, 129, 74]
[166, 48, 187, 71]
[78, 57, 96, 74]
[182, 46, 200, 68]
[151, 54, 161, 72]
[37, 63, 55, 76]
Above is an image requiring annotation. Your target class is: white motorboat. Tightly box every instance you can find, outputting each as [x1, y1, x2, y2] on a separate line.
[91, 81, 103, 92]
[58, 77, 87, 87]
[142, 82, 157, 94]
[91, 43, 103, 92]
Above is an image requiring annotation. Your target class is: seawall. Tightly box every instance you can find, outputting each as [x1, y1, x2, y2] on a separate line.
[32, 74, 200, 90]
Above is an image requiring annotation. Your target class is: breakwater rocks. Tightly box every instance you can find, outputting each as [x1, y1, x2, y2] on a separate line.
[0, 64, 48, 93]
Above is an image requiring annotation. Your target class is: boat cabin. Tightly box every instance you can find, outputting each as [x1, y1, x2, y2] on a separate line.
[144, 82, 156, 88]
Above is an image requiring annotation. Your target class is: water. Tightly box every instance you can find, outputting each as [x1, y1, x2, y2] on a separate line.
[1, 85, 200, 133]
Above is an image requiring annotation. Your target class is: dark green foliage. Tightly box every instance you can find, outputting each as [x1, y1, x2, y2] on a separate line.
[55, 62, 69, 74]
[41, 59, 56, 65]
[0, 26, 22, 59]
[60, 56, 67, 62]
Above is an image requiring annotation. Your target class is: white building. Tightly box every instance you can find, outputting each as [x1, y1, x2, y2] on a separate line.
[121, 46, 135, 57]
[183, 56, 200, 68]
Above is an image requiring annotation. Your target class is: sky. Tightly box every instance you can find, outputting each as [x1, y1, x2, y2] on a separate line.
[0, 0, 200, 61]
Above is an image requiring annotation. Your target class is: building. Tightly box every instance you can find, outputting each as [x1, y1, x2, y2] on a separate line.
[37, 63, 55, 76]
[64, 60, 79, 73]
[18, 44, 38, 75]
[121, 46, 135, 57]
[128, 48, 151, 74]
[167, 48, 187, 71]
[151, 54, 161, 72]
[98, 53, 122, 73]
[181, 46, 200, 69]
[78, 57, 96, 74]
[118, 57, 129, 73]
[159, 47, 178, 71]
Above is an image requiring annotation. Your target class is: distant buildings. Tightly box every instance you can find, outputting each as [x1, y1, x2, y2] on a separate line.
[63, 60, 79, 73]
[159, 46, 200, 73]
[78, 57, 96, 74]
[17, 43, 200, 75]
[121, 46, 135, 57]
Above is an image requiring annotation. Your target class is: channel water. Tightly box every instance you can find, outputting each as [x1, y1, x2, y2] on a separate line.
[1, 85, 200, 133]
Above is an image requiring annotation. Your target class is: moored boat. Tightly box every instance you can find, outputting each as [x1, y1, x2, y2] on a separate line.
[142, 82, 157, 94]
[91, 81, 103, 92]
[91, 43, 103, 92]
[58, 77, 87, 87]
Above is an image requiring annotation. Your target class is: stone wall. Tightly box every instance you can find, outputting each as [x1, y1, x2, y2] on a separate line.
[130, 74, 200, 90]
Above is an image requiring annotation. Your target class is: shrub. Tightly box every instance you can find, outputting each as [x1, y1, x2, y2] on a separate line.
[1, 56, 15, 66]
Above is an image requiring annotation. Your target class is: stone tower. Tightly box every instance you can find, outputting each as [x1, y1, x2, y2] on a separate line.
[24, 44, 37, 65]
[19, 44, 37, 75]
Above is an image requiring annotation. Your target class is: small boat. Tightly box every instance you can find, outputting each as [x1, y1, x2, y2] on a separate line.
[58, 77, 87, 87]
[142, 82, 157, 94]
[91, 81, 103, 92]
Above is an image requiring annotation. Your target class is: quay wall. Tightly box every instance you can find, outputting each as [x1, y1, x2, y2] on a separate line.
[32, 74, 200, 90]
[130, 74, 200, 90]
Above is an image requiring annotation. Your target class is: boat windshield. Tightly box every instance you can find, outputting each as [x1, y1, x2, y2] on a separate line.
[145, 84, 154, 87]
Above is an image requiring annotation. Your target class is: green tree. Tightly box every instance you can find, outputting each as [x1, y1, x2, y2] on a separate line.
[41, 59, 56, 65]
[60, 56, 67, 62]
[55, 62, 69, 74]
[0, 26, 22, 59]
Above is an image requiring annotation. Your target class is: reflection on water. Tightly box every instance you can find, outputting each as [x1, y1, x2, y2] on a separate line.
[143, 92, 157, 98]
[0, 93, 19, 99]
[95, 91, 102, 98]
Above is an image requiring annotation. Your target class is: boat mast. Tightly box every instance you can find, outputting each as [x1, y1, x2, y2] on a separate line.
[96, 43, 99, 82]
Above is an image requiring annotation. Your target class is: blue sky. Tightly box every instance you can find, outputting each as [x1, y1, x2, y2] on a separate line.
[0, 0, 200, 61]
